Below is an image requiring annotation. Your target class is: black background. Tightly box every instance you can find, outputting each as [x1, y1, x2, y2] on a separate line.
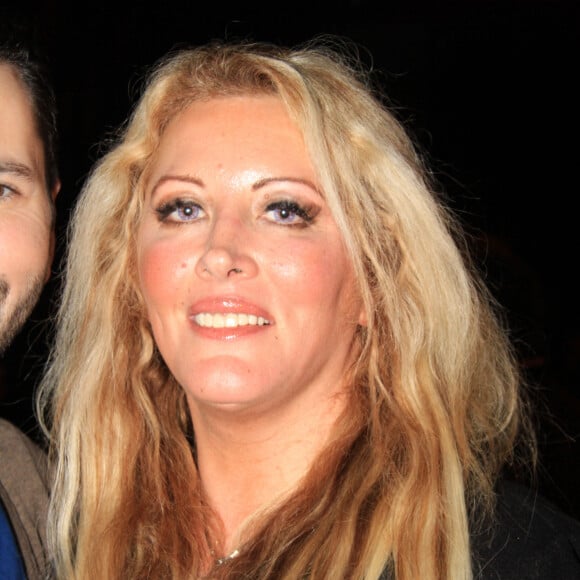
[1, 1, 579, 520]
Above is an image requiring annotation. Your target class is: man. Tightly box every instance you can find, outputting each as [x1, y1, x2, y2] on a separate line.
[0, 43, 59, 579]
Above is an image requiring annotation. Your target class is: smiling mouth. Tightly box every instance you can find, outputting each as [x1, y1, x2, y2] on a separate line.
[193, 313, 271, 328]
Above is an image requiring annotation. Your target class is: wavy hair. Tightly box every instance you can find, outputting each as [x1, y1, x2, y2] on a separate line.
[38, 39, 531, 579]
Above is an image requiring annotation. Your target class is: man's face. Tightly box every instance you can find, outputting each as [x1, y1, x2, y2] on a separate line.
[0, 64, 55, 353]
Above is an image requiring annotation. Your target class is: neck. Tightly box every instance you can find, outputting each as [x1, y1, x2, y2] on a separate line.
[191, 388, 348, 550]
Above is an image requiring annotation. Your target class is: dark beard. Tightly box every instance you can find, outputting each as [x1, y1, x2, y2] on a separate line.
[0, 274, 44, 354]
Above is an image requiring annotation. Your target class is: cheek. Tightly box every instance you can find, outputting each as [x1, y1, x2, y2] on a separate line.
[267, 240, 350, 304]
[138, 239, 196, 310]
[0, 216, 51, 280]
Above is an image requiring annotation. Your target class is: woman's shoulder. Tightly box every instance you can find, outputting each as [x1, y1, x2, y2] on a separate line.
[472, 479, 580, 579]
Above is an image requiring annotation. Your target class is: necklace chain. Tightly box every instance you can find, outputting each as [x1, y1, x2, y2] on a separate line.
[215, 548, 240, 565]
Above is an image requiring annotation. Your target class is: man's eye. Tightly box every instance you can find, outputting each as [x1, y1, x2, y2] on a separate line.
[0, 184, 18, 199]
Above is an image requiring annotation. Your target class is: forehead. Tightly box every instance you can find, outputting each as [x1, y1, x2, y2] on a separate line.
[0, 64, 44, 183]
[163, 95, 297, 138]
[152, 95, 309, 170]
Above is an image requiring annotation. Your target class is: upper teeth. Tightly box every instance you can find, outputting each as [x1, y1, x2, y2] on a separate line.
[193, 313, 270, 328]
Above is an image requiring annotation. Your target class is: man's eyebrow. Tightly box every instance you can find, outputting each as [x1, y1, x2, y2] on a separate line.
[0, 160, 34, 180]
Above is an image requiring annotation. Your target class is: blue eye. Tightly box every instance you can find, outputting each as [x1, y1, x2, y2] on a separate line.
[156, 200, 203, 223]
[265, 200, 313, 225]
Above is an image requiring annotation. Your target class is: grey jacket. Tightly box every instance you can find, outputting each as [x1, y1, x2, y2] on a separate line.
[0, 419, 50, 579]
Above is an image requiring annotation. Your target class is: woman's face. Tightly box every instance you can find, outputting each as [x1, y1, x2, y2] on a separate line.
[137, 95, 365, 419]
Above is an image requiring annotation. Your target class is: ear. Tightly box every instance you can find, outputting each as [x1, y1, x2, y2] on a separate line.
[51, 178, 61, 201]
[44, 179, 61, 283]
[358, 308, 368, 327]
[44, 232, 56, 283]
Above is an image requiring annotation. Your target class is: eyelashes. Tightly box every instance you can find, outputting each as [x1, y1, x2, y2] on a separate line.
[154, 197, 320, 227]
[264, 200, 317, 226]
[155, 199, 203, 222]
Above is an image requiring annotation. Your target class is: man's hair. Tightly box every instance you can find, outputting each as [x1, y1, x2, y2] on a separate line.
[0, 42, 59, 192]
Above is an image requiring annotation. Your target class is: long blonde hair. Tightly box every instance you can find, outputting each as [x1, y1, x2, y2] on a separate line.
[39, 39, 530, 579]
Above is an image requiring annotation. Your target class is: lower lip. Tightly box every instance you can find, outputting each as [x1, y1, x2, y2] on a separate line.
[189, 319, 272, 340]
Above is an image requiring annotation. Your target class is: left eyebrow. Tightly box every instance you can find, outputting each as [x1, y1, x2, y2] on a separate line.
[0, 160, 34, 181]
[252, 177, 321, 197]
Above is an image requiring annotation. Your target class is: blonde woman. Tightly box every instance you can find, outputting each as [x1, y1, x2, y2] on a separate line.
[39, 40, 580, 579]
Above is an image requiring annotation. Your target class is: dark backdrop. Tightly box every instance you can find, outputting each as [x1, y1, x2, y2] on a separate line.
[1, 0, 579, 519]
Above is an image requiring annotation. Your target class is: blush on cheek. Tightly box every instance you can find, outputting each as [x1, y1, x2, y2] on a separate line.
[270, 252, 341, 305]
[138, 247, 169, 302]
[139, 242, 197, 300]
[269, 246, 327, 278]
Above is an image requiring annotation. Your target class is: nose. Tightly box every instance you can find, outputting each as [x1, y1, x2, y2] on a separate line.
[195, 216, 258, 280]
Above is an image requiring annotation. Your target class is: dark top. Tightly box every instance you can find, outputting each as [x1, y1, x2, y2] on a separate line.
[378, 480, 580, 579]
[472, 480, 580, 579]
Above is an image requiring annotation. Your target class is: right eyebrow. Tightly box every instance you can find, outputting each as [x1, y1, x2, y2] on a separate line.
[149, 174, 204, 197]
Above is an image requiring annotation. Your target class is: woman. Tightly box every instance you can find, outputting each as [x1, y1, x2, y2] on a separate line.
[38, 41, 579, 579]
